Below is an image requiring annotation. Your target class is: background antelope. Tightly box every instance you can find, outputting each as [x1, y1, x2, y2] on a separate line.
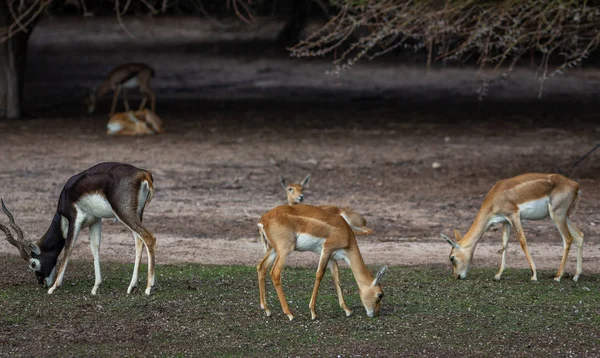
[86, 63, 156, 116]
[1, 162, 158, 295]
[442, 173, 584, 282]
[257, 204, 387, 320]
[279, 174, 373, 235]
[107, 109, 165, 136]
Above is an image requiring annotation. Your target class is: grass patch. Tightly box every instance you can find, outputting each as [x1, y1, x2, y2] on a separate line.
[1, 256, 600, 357]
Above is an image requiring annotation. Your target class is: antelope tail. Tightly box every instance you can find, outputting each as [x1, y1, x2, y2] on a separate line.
[568, 190, 580, 218]
[257, 223, 269, 252]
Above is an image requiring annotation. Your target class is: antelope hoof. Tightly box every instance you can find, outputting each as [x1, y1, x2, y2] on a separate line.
[530, 276, 538, 282]
[311, 312, 318, 321]
[494, 273, 502, 281]
[344, 309, 353, 317]
[144, 286, 153, 295]
[91, 286, 100, 295]
[287, 314, 294, 321]
[127, 285, 137, 294]
[47, 286, 58, 294]
[554, 276, 562, 282]
[264, 308, 271, 317]
[573, 274, 580, 282]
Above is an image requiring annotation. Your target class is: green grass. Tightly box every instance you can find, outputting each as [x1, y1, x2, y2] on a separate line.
[1, 255, 600, 357]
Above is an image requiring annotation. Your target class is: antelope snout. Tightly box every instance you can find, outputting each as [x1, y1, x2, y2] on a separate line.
[297, 195, 304, 202]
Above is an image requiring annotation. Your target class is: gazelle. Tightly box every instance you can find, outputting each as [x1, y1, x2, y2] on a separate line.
[257, 204, 387, 320]
[0, 162, 158, 295]
[86, 63, 156, 116]
[279, 174, 373, 235]
[442, 173, 584, 282]
[107, 109, 165, 136]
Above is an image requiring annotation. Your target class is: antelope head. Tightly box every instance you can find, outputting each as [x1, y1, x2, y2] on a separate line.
[280, 174, 311, 204]
[360, 266, 387, 317]
[1, 199, 58, 288]
[441, 230, 470, 279]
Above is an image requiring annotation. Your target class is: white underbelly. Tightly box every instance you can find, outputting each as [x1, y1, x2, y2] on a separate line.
[122, 77, 139, 89]
[487, 215, 509, 227]
[295, 234, 325, 253]
[76, 194, 116, 219]
[518, 197, 550, 220]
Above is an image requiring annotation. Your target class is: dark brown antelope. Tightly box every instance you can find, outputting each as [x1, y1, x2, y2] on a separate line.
[1, 162, 158, 295]
[86, 63, 156, 116]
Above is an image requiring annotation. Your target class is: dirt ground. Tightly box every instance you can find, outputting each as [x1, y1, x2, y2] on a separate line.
[1, 103, 600, 276]
[1, 17, 600, 278]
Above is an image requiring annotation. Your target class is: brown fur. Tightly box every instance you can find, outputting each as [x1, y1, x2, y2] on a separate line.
[107, 109, 164, 136]
[280, 175, 373, 235]
[257, 204, 386, 320]
[17, 162, 158, 295]
[444, 173, 584, 282]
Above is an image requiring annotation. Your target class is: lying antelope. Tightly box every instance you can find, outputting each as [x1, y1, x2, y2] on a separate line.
[107, 109, 165, 136]
[442, 173, 584, 282]
[86, 63, 156, 116]
[0, 162, 158, 295]
[280, 174, 373, 235]
[257, 204, 387, 320]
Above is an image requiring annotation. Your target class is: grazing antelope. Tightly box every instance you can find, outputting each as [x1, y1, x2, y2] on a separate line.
[257, 204, 387, 320]
[0, 162, 158, 295]
[442, 173, 584, 282]
[107, 109, 165, 136]
[86, 63, 156, 116]
[279, 174, 373, 235]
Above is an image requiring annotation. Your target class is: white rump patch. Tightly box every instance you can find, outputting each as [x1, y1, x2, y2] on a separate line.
[137, 180, 150, 216]
[295, 234, 325, 254]
[518, 197, 550, 220]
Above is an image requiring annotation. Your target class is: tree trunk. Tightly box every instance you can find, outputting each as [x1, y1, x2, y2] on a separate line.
[0, 2, 32, 119]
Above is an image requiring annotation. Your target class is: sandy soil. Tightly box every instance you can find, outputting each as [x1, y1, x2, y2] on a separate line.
[1, 17, 599, 278]
[1, 104, 599, 276]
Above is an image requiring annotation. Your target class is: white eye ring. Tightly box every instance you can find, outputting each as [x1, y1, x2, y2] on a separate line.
[29, 258, 41, 271]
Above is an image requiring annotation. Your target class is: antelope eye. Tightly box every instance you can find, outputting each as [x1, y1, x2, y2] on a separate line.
[450, 256, 455, 263]
[288, 188, 293, 192]
[377, 293, 384, 299]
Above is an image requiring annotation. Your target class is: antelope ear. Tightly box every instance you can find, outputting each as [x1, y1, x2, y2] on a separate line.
[453, 229, 463, 242]
[301, 174, 311, 187]
[372, 266, 387, 286]
[279, 175, 287, 190]
[441, 233, 460, 249]
[30, 242, 41, 255]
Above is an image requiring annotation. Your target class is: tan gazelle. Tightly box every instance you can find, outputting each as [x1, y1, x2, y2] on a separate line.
[279, 174, 373, 235]
[86, 63, 156, 116]
[106, 109, 165, 136]
[257, 204, 387, 320]
[442, 173, 584, 282]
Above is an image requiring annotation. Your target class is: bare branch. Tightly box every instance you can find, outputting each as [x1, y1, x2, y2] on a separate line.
[291, 0, 600, 97]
